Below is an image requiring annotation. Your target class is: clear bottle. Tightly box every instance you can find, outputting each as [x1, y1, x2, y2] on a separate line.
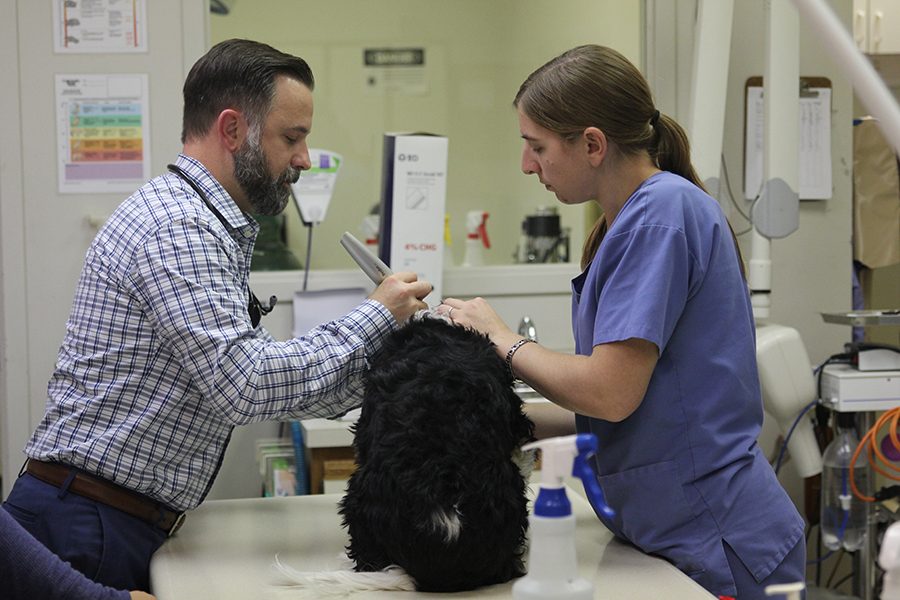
[820, 412, 870, 552]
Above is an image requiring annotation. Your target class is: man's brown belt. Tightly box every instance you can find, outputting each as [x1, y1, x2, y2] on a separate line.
[24, 459, 185, 537]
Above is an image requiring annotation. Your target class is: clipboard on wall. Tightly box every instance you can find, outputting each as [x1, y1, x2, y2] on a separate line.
[743, 76, 833, 200]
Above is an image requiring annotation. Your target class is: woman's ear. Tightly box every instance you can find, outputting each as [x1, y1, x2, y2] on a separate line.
[583, 126, 607, 167]
[216, 109, 247, 152]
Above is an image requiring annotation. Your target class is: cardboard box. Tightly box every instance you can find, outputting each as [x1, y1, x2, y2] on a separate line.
[378, 133, 447, 305]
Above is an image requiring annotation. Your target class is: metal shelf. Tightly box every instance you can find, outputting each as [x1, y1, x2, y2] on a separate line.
[821, 310, 900, 327]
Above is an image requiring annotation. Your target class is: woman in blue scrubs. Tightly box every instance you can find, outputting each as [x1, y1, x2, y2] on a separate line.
[441, 45, 806, 599]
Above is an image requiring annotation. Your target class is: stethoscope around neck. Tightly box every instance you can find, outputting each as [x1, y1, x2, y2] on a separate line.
[167, 163, 276, 328]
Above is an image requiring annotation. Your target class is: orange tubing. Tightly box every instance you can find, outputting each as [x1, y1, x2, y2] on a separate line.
[849, 408, 900, 502]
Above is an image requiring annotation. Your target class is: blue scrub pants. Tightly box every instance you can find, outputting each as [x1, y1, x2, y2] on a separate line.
[2, 472, 167, 592]
[723, 536, 806, 600]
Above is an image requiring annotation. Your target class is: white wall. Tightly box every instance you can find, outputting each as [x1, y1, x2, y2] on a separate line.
[0, 0, 210, 496]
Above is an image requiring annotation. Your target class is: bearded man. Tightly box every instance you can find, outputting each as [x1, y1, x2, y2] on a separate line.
[1, 39, 431, 592]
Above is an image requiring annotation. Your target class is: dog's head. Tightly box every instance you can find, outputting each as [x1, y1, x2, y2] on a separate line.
[356, 317, 531, 460]
[339, 317, 535, 592]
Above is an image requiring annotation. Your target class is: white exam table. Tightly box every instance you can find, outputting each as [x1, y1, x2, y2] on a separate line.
[150, 485, 715, 599]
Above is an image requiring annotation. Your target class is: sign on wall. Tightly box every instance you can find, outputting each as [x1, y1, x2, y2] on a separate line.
[363, 47, 428, 95]
[52, 0, 148, 53]
[55, 74, 151, 194]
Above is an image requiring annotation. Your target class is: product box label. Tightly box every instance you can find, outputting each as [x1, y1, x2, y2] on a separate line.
[379, 133, 447, 305]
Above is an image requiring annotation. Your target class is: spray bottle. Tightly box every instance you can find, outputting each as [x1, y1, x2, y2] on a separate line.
[513, 433, 614, 600]
[461, 210, 490, 267]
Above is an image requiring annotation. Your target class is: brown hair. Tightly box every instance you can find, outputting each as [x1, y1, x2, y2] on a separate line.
[515, 45, 744, 275]
[181, 39, 315, 144]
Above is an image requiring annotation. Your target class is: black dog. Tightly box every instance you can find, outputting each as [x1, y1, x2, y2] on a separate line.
[338, 316, 535, 592]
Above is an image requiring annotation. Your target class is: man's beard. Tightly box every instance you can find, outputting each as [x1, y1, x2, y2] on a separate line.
[233, 139, 300, 216]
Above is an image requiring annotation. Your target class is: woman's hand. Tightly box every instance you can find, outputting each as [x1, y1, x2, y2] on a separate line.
[438, 297, 519, 352]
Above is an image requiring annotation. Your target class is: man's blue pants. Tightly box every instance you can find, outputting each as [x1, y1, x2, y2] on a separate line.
[2, 472, 167, 591]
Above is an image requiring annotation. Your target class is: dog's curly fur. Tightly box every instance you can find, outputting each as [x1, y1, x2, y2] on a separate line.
[338, 317, 535, 592]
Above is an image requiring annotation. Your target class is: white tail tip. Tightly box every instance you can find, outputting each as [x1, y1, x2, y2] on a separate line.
[268, 555, 416, 598]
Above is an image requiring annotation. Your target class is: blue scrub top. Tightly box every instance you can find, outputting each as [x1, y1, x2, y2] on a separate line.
[572, 172, 804, 595]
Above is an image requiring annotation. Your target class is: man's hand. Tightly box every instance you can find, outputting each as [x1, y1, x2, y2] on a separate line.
[368, 272, 431, 323]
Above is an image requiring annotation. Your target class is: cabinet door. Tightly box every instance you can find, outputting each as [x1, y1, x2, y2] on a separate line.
[869, 0, 900, 53]
[853, 0, 869, 52]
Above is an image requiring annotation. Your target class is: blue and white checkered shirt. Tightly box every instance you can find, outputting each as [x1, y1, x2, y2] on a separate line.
[25, 154, 396, 511]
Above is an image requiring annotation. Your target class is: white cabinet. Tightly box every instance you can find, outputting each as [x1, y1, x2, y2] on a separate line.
[854, 0, 900, 54]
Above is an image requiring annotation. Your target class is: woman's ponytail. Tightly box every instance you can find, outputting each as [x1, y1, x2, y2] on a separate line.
[652, 113, 706, 193]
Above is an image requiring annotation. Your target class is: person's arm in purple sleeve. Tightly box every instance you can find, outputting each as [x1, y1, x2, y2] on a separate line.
[0, 508, 154, 600]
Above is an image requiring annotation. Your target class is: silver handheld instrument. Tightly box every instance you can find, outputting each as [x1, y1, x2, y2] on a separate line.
[340, 231, 393, 284]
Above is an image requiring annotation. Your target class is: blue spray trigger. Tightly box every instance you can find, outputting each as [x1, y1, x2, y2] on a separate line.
[572, 434, 615, 520]
[523, 433, 615, 519]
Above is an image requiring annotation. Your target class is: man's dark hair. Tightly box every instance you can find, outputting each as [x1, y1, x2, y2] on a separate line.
[181, 38, 315, 143]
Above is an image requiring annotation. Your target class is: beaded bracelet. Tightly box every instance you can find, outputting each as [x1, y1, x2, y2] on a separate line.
[505, 338, 535, 379]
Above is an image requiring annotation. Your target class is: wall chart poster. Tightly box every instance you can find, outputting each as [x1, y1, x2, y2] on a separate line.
[53, 0, 148, 53]
[56, 74, 151, 194]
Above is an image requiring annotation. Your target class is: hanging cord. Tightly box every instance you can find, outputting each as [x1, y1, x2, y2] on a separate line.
[831, 572, 854, 592]
[825, 548, 846, 588]
[719, 153, 754, 236]
[776, 354, 855, 477]
[719, 150, 764, 237]
[774, 398, 819, 475]
[816, 525, 824, 587]
[849, 407, 900, 502]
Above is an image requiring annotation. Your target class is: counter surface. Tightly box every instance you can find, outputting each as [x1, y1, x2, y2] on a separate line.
[150, 487, 714, 599]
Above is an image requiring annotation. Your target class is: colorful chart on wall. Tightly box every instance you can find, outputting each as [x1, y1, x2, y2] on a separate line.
[55, 74, 151, 194]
